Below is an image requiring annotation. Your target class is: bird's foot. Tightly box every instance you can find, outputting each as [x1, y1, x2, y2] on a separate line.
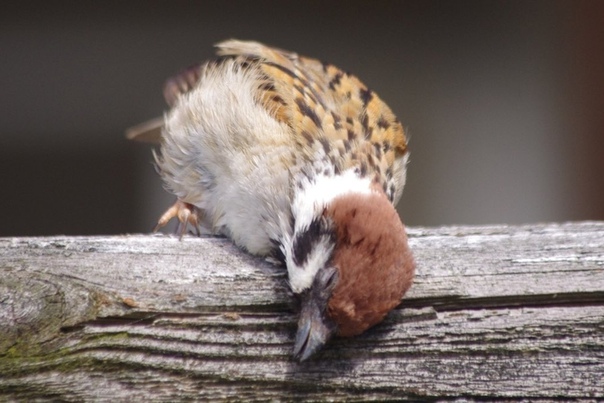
[154, 200, 202, 239]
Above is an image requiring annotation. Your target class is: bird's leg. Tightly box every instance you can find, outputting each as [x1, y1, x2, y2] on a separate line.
[154, 200, 202, 239]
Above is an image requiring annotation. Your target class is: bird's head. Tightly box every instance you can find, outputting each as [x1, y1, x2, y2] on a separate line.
[285, 178, 415, 361]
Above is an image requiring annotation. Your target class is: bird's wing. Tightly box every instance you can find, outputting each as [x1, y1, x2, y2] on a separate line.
[127, 39, 408, 168]
[216, 39, 408, 161]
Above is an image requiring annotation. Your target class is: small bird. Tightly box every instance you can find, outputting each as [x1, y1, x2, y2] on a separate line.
[127, 40, 415, 361]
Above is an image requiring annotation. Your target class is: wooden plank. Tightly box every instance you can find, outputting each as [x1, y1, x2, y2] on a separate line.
[1, 222, 603, 400]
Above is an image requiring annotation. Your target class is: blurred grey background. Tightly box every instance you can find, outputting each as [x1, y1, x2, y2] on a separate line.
[1, 0, 603, 236]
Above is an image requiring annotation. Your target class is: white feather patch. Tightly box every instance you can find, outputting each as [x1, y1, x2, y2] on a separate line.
[158, 59, 293, 256]
[285, 169, 374, 293]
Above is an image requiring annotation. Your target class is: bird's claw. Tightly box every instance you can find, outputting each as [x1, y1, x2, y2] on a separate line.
[154, 200, 202, 239]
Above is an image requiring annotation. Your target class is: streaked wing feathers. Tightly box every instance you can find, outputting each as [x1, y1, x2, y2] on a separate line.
[216, 40, 408, 161]
[127, 39, 408, 166]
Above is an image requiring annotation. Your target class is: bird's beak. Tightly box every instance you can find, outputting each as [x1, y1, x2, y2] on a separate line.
[293, 296, 336, 361]
[292, 266, 338, 362]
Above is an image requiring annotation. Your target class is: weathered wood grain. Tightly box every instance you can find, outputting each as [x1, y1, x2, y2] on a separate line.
[1, 222, 603, 401]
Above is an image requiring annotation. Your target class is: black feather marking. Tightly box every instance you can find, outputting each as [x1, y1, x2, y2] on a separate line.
[359, 88, 374, 107]
[271, 94, 286, 105]
[328, 72, 343, 91]
[322, 60, 330, 73]
[264, 61, 297, 79]
[334, 164, 341, 175]
[377, 115, 391, 129]
[331, 111, 342, 130]
[347, 129, 356, 142]
[300, 130, 314, 144]
[361, 115, 371, 139]
[295, 98, 322, 128]
[319, 137, 331, 155]
[343, 140, 351, 152]
[359, 162, 368, 177]
[259, 81, 276, 92]
[293, 218, 332, 267]
[373, 142, 382, 159]
[263, 61, 314, 92]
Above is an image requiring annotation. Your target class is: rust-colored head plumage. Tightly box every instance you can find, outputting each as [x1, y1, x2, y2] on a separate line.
[292, 186, 415, 361]
[326, 191, 414, 337]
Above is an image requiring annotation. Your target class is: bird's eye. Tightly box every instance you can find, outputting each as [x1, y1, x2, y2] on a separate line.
[322, 266, 339, 291]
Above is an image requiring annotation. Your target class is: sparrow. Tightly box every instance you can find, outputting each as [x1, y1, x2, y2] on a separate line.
[127, 40, 415, 361]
